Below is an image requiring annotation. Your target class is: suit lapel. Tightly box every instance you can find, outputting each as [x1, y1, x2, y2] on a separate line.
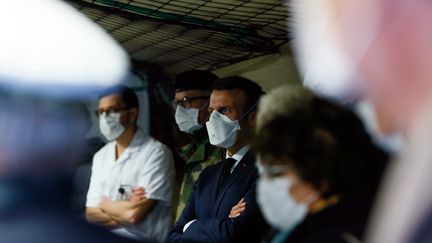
[207, 160, 226, 210]
[214, 152, 255, 216]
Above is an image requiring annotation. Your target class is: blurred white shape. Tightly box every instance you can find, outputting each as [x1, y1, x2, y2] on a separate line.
[290, 0, 380, 99]
[0, 0, 129, 175]
[0, 0, 129, 95]
[291, 1, 432, 243]
[365, 99, 432, 243]
[355, 100, 403, 153]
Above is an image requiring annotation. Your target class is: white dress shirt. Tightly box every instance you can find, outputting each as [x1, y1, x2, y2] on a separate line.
[226, 145, 251, 173]
[86, 128, 175, 242]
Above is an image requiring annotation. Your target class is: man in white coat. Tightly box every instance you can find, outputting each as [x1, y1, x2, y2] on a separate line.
[86, 85, 175, 242]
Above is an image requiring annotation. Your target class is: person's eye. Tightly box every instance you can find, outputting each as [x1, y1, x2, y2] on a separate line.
[176, 100, 186, 108]
[220, 108, 230, 115]
[106, 109, 116, 115]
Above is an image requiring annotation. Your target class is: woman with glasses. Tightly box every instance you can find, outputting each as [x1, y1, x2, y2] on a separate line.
[252, 86, 387, 243]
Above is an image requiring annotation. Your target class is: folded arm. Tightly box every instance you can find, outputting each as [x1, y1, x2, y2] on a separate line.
[85, 207, 120, 228]
[98, 196, 157, 225]
[170, 184, 260, 242]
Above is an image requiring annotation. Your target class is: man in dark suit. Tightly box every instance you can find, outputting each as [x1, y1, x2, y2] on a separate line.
[168, 76, 268, 242]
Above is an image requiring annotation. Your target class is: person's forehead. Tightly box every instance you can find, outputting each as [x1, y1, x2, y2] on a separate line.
[99, 93, 123, 107]
[209, 89, 246, 108]
[175, 89, 210, 99]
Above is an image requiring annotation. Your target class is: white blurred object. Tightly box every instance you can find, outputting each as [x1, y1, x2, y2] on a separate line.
[0, 0, 129, 96]
[291, 1, 432, 243]
[0, 0, 129, 176]
[365, 99, 432, 243]
[355, 100, 404, 153]
[290, 0, 380, 99]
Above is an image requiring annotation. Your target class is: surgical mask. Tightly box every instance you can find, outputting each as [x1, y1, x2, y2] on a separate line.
[257, 176, 316, 231]
[175, 106, 202, 134]
[99, 112, 125, 141]
[206, 111, 241, 148]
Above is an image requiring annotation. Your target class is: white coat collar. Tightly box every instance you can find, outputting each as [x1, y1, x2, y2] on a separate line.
[109, 127, 147, 168]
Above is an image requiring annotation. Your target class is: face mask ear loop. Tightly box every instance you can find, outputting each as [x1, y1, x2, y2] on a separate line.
[238, 100, 259, 122]
[235, 101, 260, 135]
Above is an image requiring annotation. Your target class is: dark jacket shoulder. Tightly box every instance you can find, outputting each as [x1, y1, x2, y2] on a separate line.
[285, 195, 373, 243]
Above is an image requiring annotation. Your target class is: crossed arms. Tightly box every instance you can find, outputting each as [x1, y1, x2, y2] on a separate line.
[169, 180, 257, 243]
[85, 188, 157, 227]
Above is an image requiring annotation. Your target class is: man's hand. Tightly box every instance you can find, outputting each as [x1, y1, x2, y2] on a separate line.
[129, 187, 146, 202]
[229, 198, 246, 218]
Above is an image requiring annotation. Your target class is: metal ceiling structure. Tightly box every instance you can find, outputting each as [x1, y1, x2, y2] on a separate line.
[66, 0, 290, 77]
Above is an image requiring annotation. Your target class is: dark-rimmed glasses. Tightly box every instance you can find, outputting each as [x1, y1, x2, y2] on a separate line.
[172, 96, 210, 109]
[94, 106, 130, 117]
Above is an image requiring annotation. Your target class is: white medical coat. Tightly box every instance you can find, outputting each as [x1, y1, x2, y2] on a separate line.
[86, 128, 174, 242]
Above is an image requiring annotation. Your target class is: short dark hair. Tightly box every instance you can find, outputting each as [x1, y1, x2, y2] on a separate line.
[255, 97, 388, 198]
[213, 76, 264, 113]
[174, 70, 218, 91]
[99, 85, 139, 109]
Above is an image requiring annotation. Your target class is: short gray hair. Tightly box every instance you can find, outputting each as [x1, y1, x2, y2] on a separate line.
[256, 84, 313, 132]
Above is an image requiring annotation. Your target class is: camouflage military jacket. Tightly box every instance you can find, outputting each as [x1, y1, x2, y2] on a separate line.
[175, 137, 224, 220]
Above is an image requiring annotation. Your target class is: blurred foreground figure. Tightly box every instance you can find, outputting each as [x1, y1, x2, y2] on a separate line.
[291, 0, 432, 242]
[0, 0, 138, 242]
[255, 85, 387, 243]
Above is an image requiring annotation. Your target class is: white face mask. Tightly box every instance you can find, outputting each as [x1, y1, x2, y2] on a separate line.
[99, 112, 125, 141]
[175, 105, 203, 134]
[257, 176, 315, 231]
[206, 111, 241, 148]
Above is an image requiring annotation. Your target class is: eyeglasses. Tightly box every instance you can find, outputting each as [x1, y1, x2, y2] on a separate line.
[94, 106, 130, 117]
[172, 96, 210, 109]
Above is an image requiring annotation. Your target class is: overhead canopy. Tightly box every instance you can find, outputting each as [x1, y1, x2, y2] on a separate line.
[67, 0, 290, 77]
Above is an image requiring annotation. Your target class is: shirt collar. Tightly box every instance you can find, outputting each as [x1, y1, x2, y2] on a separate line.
[226, 145, 251, 162]
[114, 127, 145, 156]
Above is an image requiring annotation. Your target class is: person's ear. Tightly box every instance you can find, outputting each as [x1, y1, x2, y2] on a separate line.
[129, 107, 139, 123]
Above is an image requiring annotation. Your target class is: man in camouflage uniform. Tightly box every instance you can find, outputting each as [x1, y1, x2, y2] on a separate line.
[173, 70, 225, 220]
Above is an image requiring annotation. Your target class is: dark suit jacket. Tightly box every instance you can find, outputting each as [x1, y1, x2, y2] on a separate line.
[168, 151, 267, 243]
[282, 196, 373, 243]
